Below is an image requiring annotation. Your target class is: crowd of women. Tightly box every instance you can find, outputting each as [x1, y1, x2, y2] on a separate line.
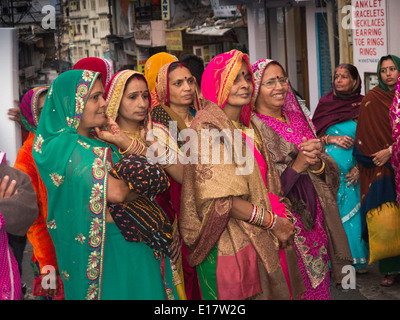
[2, 50, 400, 300]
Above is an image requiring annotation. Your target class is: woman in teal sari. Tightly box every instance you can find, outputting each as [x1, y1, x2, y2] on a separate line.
[33, 69, 179, 300]
[313, 64, 368, 271]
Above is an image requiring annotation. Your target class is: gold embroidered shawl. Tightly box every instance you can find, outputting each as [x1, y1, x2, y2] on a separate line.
[180, 100, 305, 299]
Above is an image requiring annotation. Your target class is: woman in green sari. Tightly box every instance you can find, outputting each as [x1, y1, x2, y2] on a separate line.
[33, 69, 179, 300]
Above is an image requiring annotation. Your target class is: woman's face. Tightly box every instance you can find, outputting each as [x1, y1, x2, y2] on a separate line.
[168, 66, 195, 107]
[380, 58, 399, 91]
[224, 60, 253, 109]
[78, 78, 107, 135]
[255, 63, 288, 111]
[334, 67, 356, 93]
[119, 76, 149, 123]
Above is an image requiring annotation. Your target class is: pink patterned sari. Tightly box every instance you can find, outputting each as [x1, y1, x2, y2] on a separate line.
[252, 59, 332, 299]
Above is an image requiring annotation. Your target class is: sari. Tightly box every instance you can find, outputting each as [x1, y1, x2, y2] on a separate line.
[180, 50, 305, 300]
[151, 62, 202, 300]
[251, 59, 352, 300]
[391, 74, 400, 203]
[13, 87, 64, 298]
[144, 52, 178, 110]
[105, 69, 185, 299]
[313, 66, 368, 270]
[33, 69, 178, 300]
[73, 57, 113, 88]
[354, 55, 400, 274]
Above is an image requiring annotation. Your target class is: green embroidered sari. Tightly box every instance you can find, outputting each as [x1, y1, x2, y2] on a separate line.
[33, 70, 178, 300]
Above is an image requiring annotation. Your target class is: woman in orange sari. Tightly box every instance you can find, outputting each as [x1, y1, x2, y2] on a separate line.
[180, 50, 305, 300]
[14, 87, 64, 299]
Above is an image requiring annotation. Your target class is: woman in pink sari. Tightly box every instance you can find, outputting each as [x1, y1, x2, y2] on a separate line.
[251, 59, 352, 299]
[180, 50, 305, 300]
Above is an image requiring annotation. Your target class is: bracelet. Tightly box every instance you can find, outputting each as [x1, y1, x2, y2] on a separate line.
[324, 134, 330, 145]
[308, 159, 325, 175]
[389, 145, 392, 155]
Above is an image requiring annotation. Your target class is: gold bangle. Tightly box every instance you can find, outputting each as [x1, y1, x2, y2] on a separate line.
[119, 138, 134, 155]
[308, 159, 325, 175]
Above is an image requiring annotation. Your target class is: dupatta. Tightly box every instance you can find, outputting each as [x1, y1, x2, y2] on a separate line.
[313, 65, 363, 136]
[152, 61, 201, 148]
[391, 75, 400, 203]
[354, 71, 397, 214]
[180, 50, 305, 300]
[33, 69, 110, 300]
[145, 52, 178, 110]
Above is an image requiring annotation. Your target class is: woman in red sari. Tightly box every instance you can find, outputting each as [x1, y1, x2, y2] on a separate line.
[180, 50, 305, 300]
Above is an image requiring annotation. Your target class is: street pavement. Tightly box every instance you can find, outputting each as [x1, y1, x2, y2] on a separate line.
[20, 240, 400, 301]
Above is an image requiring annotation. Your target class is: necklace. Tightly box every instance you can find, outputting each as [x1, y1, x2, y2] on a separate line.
[122, 129, 145, 144]
[184, 114, 194, 128]
[231, 120, 262, 151]
[276, 111, 288, 124]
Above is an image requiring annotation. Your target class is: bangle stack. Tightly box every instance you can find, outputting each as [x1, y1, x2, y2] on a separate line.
[323, 135, 330, 145]
[308, 159, 325, 175]
[248, 205, 277, 230]
[119, 138, 146, 155]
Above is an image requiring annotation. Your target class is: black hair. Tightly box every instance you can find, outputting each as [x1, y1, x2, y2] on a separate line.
[179, 54, 205, 86]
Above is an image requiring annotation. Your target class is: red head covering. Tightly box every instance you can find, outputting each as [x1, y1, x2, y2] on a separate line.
[201, 50, 254, 125]
[73, 57, 113, 88]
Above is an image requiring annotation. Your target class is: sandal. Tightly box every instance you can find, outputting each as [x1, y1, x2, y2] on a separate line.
[380, 274, 397, 287]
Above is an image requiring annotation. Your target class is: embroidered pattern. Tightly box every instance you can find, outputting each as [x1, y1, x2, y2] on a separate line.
[47, 219, 56, 229]
[72, 70, 96, 129]
[85, 147, 107, 300]
[49, 172, 65, 187]
[62, 270, 70, 281]
[34, 134, 44, 154]
[75, 233, 86, 244]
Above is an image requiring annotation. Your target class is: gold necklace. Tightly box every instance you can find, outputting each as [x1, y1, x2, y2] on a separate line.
[184, 114, 194, 128]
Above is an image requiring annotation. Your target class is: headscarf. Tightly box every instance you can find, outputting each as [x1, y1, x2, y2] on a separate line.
[33, 69, 110, 300]
[144, 52, 178, 92]
[105, 69, 151, 121]
[201, 49, 254, 126]
[20, 87, 48, 133]
[312, 64, 363, 136]
[377, 54, 400, 92]
[73, 57, 114, 88]
[152, 61, 201, 148]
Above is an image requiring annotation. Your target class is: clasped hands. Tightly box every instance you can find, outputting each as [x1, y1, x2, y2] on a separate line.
[291, 137, 323, 173]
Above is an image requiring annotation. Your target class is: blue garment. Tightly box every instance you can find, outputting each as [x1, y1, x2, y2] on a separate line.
[325, 120, 368, 269]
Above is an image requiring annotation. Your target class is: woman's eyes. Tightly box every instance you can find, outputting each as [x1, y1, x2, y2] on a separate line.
[173, 77, 194, 86]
